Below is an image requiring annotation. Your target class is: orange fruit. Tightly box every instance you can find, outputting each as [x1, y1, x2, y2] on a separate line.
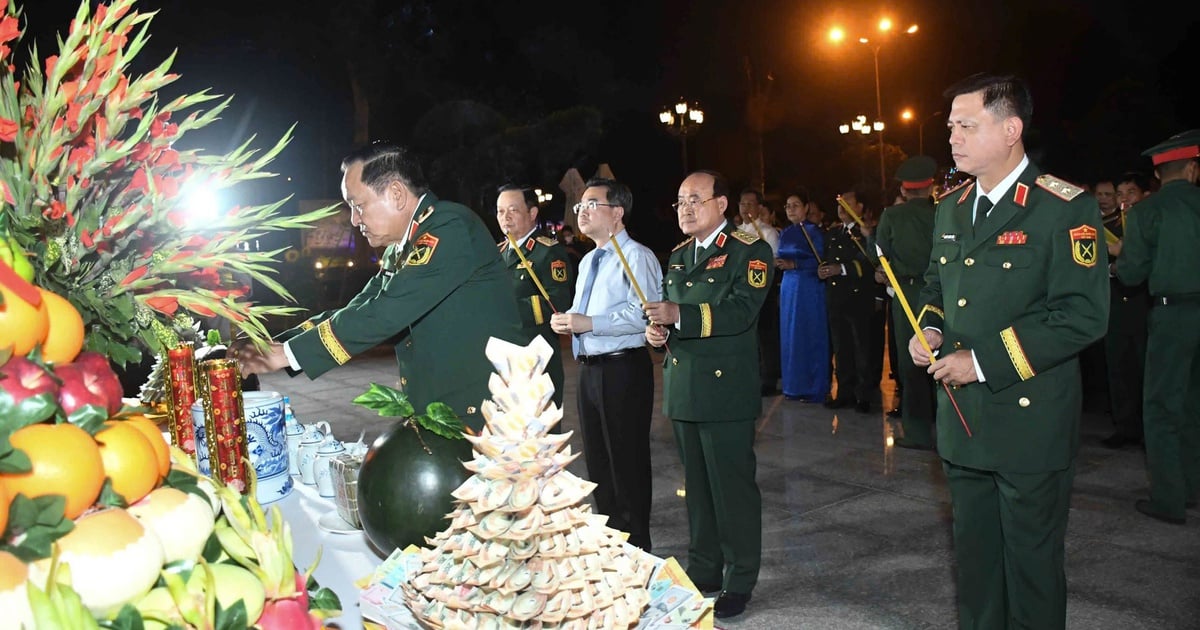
[0, 284, 50, 357]
[95, 421, 160, 505]
[38, 288, 85, 364]
[122, 415, 171, 480]
[1, 423, 105, 519]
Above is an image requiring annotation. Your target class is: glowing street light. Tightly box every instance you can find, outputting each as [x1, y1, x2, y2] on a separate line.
[828, 16, 919, 190]
[901, 108, 943, 155]
[659, 99, 704, 175]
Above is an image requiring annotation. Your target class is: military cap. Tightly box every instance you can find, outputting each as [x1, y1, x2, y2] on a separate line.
[895, 155, 937, 189]
[1142, 129, 1200, 166]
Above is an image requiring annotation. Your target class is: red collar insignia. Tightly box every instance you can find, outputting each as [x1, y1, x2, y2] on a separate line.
[715, 232, 728, 248]
[1013, 182, 1030, 207]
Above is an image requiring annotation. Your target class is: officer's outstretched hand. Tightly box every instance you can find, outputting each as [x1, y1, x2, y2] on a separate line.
[909, 329, 943, 366]
[229, 340, 289, 377]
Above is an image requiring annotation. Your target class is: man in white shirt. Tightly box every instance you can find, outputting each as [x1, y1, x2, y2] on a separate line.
[550, 177, 662, 552]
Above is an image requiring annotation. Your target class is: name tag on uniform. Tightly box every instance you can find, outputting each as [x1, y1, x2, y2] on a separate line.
[940, 233, 958, 242]
[669, 264, 685, 271]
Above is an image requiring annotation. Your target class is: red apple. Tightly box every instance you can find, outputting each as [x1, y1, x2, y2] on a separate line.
[0, 355, 60, 406]
[68, 351, 124, 415]
[55, 363, 114, 416]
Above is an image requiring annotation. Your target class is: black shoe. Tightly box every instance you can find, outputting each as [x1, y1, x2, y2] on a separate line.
[886, 408, 902, 419]
[713, 591, 752, 619]
[824, 397, 855, 409]
[1101, 433, 1142, 449]
[855, 401, 871, 413]
[1135, 499, 1185, 525]
[692, 581, 722, 596]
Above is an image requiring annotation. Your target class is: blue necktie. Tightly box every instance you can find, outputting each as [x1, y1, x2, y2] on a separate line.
[573, 249, 607, 357]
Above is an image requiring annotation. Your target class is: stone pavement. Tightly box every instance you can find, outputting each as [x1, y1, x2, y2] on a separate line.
[261, 341, 1199, 629]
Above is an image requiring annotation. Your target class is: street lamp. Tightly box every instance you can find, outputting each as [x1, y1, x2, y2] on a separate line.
[828, 18, 918, 190]
[838, 115, 885, 187]
[900, 108, 942, 155]
[659, 99, 704, 175]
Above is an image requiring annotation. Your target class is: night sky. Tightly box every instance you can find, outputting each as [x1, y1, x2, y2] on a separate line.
[18, 0, 1200, 252]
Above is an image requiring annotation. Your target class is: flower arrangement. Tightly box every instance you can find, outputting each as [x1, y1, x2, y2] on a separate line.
[0, 0, 338, 366]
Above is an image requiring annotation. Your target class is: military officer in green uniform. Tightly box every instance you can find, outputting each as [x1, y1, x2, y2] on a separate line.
[495, 184, 574, 409]
[1115, 129, 1200, 525]
[820, 190, 878, 412]
[872, 155, 938, 449]
[644, 170, 773, 620]
[232, 143, 524, 432]
[910, 74, 1108, 629]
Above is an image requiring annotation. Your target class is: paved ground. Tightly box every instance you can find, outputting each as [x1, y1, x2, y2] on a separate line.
[262, 341, 1200, 629]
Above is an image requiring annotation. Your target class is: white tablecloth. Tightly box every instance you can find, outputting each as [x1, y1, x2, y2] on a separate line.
[274, 480, 382, 629]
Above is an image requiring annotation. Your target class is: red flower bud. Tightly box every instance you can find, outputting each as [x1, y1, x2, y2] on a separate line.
[120, 265, 148, 286]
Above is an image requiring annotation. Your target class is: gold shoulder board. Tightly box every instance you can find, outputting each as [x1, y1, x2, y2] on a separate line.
[938, 178, 973, 202]
[1035, 174, 1085, 201]
[672, 237, 695, 252]
[536, 236, 557, 247]
[731, 229, 759, 245]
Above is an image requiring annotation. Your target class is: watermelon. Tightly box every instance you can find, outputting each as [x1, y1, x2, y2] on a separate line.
[356, 421, 472, 554]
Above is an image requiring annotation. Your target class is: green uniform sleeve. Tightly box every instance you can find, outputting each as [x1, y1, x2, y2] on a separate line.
[677, 241, 774, 339]
[286, 224, 478, 378]
[1115, 206, 1155, 287]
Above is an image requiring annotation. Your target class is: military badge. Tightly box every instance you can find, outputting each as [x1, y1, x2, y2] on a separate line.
[1012, 182, 1030, 207]
[551, 260, 567, 282]
[748, 259, 768, 288]
[715, 233, 728, 248]
[669, 263, 685, 271]
[706, 254, 728, 270]
[406, 233, 440, 266]
[997, 231, 1028, 245]
[1068, 225, 1098, 267]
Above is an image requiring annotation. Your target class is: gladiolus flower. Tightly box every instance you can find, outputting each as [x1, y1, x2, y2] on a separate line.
[42, 200, 67, 220]
[0, 116, 16, 142]
[120, 265, 148, 286]
[145, 296, 179, 316]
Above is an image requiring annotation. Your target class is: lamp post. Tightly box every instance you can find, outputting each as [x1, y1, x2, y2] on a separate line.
[829, 19, 918, 191]
[839, 115, 885, 186]
[900, 109, 942, 155]
[659, 99, 704, 175]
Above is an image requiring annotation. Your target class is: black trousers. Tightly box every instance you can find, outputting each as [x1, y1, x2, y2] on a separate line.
[757, 282, 781, 392]
[828, 294, 878, 404]
[577, 348, 655, 550]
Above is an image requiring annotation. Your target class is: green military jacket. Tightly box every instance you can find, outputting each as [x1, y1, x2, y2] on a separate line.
[1116, 179, 1200, 297]
[279, 193, 525, 430]
[917, 164, 1109, 472]
[661, 224, 774, 422]
[873, 197, 935, 279]
[498, 233, 575, 342]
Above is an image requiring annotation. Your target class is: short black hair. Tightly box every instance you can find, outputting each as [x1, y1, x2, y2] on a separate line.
[496, 184, 539, 209]
[583, 177, 633, 215]
[943, 73, 1033, 136]
[690, 170, 730, 203]
[1117, 170, 1155, 193]
[786, 189, 811, 206]
[739, 188, 764, 204]
[341, 142, 429, 195]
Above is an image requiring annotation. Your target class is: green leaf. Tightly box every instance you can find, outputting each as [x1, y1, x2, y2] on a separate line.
[163, 467, 210, 505]
[351, 382, 414, 418]
[0, 430, 32, 474]
[97, 477, 129, 509]
[308, 586, 343, 615]
[213, 599, 249, 630]
[67, 404, 110, 435]
[0, 391, 59, 428]
[0, 494, 74, 562]
[100, 604, 147, 630]
[420, 402, 466, 440]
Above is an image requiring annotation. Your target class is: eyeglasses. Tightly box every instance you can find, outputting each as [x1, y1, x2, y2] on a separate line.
[573, 200, 619, 215]
[672, 196, 716, 212]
